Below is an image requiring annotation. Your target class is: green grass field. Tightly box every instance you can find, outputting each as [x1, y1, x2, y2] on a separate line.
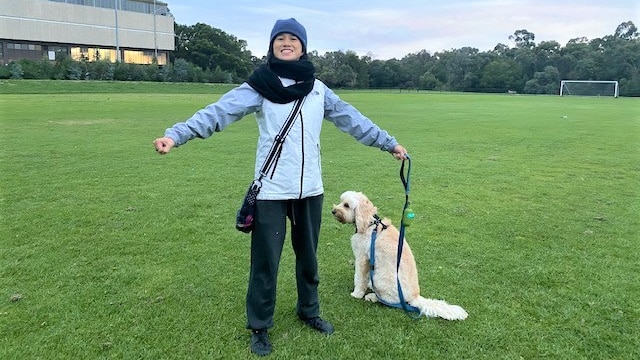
[1, 80, 639, 359]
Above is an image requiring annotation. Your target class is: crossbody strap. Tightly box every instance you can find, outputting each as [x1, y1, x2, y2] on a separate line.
[258, 97, 305, 179]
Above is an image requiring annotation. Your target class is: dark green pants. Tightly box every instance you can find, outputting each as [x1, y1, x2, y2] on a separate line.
[246, 194, 323, 330]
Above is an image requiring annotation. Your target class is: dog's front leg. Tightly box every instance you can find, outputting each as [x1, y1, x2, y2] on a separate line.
[351, 257, 370, 299]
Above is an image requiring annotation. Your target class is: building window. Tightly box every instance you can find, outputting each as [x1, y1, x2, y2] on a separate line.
[48, 45, 69, 53]
[71, 47, 117, 62]
[46, 46, 68, 61]
[71, 47, 88, 61]
[124, 50, 147, 64]
[121, 50, 164, 65]
[156, 52, 167, 65]
[71, 46, 118, 62]
[7, 43, 42, 51]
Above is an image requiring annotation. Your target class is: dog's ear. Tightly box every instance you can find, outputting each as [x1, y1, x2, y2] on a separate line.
[354, 193, 378, 234]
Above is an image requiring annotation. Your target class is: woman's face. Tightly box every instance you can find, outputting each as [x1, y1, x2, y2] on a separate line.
[272, 33, 304, 61]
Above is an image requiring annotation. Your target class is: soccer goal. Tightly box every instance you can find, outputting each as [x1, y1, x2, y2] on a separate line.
[559, 80, 619, 97]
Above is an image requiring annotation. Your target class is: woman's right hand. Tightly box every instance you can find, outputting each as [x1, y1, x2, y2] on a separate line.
[153, 137, 175, 155]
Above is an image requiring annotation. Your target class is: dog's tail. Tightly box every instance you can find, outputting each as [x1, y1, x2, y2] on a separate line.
[410, 296, 468, 320]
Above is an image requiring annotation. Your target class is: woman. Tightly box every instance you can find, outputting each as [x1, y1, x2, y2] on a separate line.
[153, 18, 408, 356]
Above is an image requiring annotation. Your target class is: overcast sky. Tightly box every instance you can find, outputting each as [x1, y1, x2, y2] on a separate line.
[164, 0, 639, 59]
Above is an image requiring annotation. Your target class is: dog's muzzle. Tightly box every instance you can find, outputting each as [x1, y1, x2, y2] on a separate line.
[331, 209, 346, 223]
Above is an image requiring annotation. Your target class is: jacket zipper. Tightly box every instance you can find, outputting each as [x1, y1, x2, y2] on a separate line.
[298, 112, 305, 199]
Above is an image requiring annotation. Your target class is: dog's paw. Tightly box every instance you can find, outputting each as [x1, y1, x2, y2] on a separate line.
[350, 290, 365, 299]
[364, 293, 378, 303]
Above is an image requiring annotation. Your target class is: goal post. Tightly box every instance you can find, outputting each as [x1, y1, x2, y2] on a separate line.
[559, 80, 619, 97]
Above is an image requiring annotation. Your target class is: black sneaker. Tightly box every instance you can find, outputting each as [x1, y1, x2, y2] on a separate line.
[250, 329, 272, 356]
[302, 317, 335, 335]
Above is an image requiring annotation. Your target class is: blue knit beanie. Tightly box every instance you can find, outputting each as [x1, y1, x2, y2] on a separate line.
[270, 18, 307, 52]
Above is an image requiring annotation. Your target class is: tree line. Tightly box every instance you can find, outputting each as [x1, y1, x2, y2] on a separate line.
[3, 21, 638, 96]
[172, 21, 639, 96]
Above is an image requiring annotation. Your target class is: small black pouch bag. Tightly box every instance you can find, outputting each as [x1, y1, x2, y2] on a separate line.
[235, 98, 304, 233]
[235, 180, 261, 233]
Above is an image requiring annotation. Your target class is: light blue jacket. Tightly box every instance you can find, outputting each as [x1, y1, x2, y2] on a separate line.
[165, 78, 398, 200]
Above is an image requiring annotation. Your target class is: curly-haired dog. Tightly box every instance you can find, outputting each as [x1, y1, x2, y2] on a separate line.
[331, 191, 468, 320]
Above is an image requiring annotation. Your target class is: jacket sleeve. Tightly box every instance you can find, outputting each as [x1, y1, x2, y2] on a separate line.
[165, 83, 262, 146]
[322, 85, 398, 152]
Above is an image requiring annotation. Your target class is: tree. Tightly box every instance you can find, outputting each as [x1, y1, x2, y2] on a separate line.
[344, 50, 370, 88]
[400, 50, 435, 89]
[615, 21, 639, 40]
[210, 66, 232, 83]
[534, 41, 562, 67]
[314, 50, 365, 88]
[509, 29, 536, 49]
[418, 72, 440, 90]
[171, 58, 190, 82]
[440, 47, 486, 91]
[480, 59, 523, 92]
[368, 59, 400, 88]
[523, 66, 560, 94]
[558, 37, 590, 78]
[173, 23, 254, 82]
[491, 43, 512, 57]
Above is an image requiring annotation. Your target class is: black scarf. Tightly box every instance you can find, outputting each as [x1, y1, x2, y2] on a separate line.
[247, 55, 315, 104]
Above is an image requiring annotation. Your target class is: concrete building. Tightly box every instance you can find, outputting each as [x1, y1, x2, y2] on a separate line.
[0, 0, 175, 65]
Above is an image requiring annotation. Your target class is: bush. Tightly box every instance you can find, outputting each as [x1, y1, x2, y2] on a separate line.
[88, 60, 114, 80]
[0, 65, 10, 79]
[211, 66, 233, 83]
[66, 61, 83, 80]
[113, 62, 133, 81]
[171, 58, 190, 82]
[145, 64, 167, 82]
[1, 58, 223, 84]
[9, 63, 24, 79]
[14, 59, 50, 79]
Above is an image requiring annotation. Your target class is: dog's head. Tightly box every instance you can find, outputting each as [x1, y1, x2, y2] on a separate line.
[331, 191, 378, 233]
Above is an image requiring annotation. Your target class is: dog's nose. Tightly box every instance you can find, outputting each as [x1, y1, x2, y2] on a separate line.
[331, 209, 336, 215]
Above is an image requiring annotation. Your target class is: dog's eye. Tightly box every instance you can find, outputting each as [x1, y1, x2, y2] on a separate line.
[344, 203, 350, 208]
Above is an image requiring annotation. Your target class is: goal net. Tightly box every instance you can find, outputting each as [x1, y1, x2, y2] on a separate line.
[559, 80, 619, 97]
